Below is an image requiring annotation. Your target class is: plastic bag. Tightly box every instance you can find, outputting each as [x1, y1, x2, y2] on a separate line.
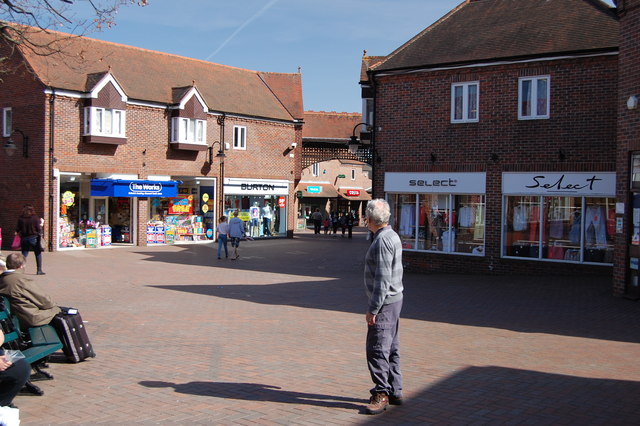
[11, 235, 20, 251]
[0, 405, 20, 426]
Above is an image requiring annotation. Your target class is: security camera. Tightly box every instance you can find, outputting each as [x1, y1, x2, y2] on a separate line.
[290, 142, 297, 149]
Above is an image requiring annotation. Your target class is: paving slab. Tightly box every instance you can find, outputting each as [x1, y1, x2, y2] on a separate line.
[4, 228, 639, 425]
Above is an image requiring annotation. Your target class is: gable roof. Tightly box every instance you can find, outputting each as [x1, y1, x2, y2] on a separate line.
[375, 0, 619, 72]
[302, 111, 362, 141]
[9, 26, 303, 122]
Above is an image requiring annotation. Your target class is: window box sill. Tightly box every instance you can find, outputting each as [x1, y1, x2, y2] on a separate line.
[84, 135, 127, 145]
[170, 142, 208, 151]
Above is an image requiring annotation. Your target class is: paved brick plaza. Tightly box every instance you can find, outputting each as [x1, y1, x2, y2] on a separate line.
[8, 228, 640, 425]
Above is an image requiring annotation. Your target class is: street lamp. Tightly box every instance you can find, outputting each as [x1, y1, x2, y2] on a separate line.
[349, 122, 371, 154]
[4, 129, 28, 157]
[209, 140, 226, 219]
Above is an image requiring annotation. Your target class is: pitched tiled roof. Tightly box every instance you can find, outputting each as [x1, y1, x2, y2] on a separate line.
[302, 111, 362, 140]
[360, 55, 386, 82]
[376, 0, 619, 72]
[13, 26, 302, 122]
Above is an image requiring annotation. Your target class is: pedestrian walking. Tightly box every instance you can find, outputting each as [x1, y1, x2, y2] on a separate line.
[216, 215, 230, 259]
[362, 199, 404, 415]
[331, 211, 339, 235]
[228, 210, 245, 260]
[346, 211, 355, 238]
[15, 204, 45, 275]
[311, 208, 323, 234]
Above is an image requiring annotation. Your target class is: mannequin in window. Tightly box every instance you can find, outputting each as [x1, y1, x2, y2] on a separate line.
[250, 202, 261, 237]
[262, 202, 273, 236]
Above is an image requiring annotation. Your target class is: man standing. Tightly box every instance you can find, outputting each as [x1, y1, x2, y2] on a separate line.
[363, 199, 404, 415]
[310, 208, 323, 235]
[228, 210, 245, 260]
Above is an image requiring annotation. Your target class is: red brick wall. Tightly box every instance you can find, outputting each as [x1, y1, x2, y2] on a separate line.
[373, 54, 618, 276]
[615, 0, 640, 296]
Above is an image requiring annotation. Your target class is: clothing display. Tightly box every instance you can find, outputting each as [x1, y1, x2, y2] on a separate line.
[399, 205, 415, 236]
[584, 205, 607, 246]
[513, 204, 528, 231]
[442, 229, 456, 252]
[458, 205, 476, 228]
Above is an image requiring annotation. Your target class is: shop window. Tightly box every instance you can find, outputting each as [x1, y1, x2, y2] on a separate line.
[233, 125, 247, 150]
[451, 82, 479, 123]
[363, 98, 374, 126]
[2, 107, 11, 137]
[503, 196, 614, 263]
[171, 117, 206, 144]
[518, 76, 550, 120]
[84, 107, 126, 138]
[390, 193, 485, 255]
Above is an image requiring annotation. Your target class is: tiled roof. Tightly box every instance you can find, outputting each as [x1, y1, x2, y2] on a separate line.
[376, 0, 619, 72]
[302, 111, 362, 140]
[360, 55, 386, 82]
[13, 26, 302, 121]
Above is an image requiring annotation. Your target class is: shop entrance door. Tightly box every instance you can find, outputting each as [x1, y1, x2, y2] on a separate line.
[90, 198, 108, 225]
[109, 197, 133, 243]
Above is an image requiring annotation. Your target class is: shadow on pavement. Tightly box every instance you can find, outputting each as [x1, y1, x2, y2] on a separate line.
[363, 366, 640, 424]
[139, 381, 366, 412]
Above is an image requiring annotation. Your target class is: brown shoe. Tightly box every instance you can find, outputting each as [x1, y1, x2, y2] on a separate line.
[389, 395, 404, 406]
[365, 392, 389, 415]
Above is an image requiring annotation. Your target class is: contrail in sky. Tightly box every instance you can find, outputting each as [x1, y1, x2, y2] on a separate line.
[205, 0, 280, 61]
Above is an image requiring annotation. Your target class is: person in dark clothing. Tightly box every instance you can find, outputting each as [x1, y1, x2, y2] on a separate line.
[15, 204, 45, 275]
[0, 330, 31, 407]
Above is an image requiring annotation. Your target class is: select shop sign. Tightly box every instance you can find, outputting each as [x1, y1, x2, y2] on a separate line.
[502, 172, 616, 196]
[385, 172, 486, 194]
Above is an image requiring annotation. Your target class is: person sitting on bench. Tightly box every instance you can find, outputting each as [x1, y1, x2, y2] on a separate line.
[0, 330, 31, 407]
[0, 254, 60, 328]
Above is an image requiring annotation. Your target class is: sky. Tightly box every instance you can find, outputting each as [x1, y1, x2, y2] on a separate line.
[73, 0, 615, 115]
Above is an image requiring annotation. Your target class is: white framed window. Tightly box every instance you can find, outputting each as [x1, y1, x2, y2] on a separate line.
[233, 125, 247, 150]
[351, 169, 356, 180]
[451, 82, 479, 123]
[518, 76, 550, 120]
[312, 163, 320, 177]
[84, 107, 126, 138]
[2, 107, 12, 137]
[170, 117, 207, 144]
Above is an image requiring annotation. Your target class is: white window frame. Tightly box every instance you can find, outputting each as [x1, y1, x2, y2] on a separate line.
[233, 125, 247, 150]
[312, 163, 320, 177]
[518, 76, 550, 120]
[84, 106, 126, 138]
[451, 81, 479, 123]
[170, 117, 207, 144]
[2, 107, 12, 137]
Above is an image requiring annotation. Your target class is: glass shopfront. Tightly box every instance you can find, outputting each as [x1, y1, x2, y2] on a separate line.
[224, 178, 289, 237]
[385, 172, 486, 255]
[502, 172, 616, 263]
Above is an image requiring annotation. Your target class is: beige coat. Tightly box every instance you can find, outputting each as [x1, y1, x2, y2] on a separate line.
[0, 270, 60, 328]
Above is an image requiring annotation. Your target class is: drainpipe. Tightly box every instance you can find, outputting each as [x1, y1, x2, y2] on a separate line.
[48, 88, 56, 250]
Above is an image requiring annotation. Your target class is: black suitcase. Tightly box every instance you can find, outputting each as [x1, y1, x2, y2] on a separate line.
[52, 308, 96, 363]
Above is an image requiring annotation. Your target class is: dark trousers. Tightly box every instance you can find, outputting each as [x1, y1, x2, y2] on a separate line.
[366, 300, 403, 398]
[313, 220, 321, 234]
[0, 358, 30, 406]
[22, 235, 44, 272]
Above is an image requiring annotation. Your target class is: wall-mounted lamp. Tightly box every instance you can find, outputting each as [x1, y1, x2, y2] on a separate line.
[558, 149, 566, 161]
[430, 152, 437, 163]
[348, 122, 372, 154]
[627, 95, 638, 110]
[4, 129, 28, 157]
[208, 140, 225, 164]
[490, 153, 499, 162]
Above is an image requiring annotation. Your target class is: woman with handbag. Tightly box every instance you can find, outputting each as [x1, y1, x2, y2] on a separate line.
[14, 204, 45, 275]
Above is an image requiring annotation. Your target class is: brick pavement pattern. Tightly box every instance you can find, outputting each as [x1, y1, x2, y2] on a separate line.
[6, 228, 640, 425]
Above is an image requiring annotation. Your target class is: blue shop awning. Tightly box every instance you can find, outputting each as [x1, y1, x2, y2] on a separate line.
[91, 179, 181, 198]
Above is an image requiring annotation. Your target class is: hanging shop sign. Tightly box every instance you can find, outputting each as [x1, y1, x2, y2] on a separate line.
[278, 196, 286, 208]
[91, 179, 181, 197]
[502, 172, 616, 196]
[345, 189, 361, 197]
[307, 186, 321, 193]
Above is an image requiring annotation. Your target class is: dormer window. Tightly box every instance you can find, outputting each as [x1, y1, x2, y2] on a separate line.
[84, 107, 126, 138]
[171, 117, 207, 144]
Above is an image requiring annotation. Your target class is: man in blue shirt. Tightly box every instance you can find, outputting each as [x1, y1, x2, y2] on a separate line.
[363, 199, 404, 415]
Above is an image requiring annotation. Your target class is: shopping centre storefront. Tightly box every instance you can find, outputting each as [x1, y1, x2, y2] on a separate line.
[223, 177, 290, 238]
[57, 173, 217, 248]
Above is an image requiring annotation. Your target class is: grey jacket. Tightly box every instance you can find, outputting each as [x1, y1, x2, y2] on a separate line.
[364, 226, 404, 315]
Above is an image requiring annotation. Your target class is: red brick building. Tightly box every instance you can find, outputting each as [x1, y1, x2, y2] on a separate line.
[615, 0, 640, 298]
[362, 0, 619, 276]
[0, 27, 303, 250]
